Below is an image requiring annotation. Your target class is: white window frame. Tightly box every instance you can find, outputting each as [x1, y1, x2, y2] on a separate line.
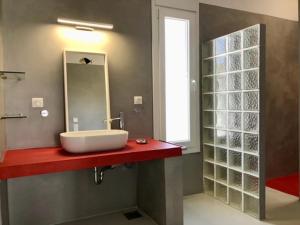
[152, 0, 200, 154]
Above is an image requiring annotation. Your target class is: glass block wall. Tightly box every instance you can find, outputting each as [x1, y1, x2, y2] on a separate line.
[202, 25, 263, 218]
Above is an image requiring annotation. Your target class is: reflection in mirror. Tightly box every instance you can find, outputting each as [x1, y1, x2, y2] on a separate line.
[64, 51, 110, 131]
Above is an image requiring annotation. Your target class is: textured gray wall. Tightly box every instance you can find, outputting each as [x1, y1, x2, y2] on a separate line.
[199, 3, 299, 179]
[8, 168, 137, 225]
[67, 64, 107, 131]
[0, 0, 4, 159]
[138, 157, 183, 225]
[0, 81, 4, 158]
[182, 153, 202, 195]
[0, 80, 4, 159]
[1, 0, 152, 224]
[138, 160, 166, 225]
[0, 0, 3, 146]
[2, 0, 153, 149]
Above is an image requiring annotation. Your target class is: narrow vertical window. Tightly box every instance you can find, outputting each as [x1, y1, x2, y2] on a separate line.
[164, 17, 190, 142]
[153, 7, 199, 153]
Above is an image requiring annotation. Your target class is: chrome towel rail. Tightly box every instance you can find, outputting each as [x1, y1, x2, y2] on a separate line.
[0, 71, 26, 81]
[0, 113, 27, 120]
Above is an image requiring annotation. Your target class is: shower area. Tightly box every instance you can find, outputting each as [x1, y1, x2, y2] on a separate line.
[199, 2, 300, 221]
[201, 24, 265, 219]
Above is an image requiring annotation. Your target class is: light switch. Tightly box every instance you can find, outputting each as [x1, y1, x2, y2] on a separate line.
[134, 96, 143, 105]
[32, 98, 44, 108]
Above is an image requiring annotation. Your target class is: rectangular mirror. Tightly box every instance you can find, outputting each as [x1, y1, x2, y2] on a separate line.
[63, 51, 111, 131]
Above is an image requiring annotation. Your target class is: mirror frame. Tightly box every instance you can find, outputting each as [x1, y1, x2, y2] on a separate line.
[63, 50, 111, 131]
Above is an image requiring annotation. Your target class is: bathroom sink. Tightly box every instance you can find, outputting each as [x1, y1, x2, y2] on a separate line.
[60, 130, 129, 153]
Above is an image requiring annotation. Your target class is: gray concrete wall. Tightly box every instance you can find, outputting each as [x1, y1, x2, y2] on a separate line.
[182, 153, 202, 195]
[2, 0, 153, 149]
[1, 0, 151, 224]
[138, 157, 183, 225]
[138, 160, 166, 225]
[8, 168, 137, 225]
[198, 0, 298, 21]
[199, 3, 299, 179]
[0, 0, 5, 160]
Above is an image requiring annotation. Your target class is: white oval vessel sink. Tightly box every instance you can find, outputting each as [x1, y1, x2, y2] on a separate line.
[60, 130, 129, 153]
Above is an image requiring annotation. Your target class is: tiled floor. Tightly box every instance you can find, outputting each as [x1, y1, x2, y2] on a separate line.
[59, 188, 300, 225]
[184, 188, 300, 225]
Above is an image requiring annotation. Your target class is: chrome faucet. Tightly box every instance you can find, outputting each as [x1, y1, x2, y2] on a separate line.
[104, 112, 125, 130]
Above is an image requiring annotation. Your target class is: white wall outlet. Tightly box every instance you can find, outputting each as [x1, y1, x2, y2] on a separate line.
[32, 98, 44, 108]
[134, 96, 143, 105]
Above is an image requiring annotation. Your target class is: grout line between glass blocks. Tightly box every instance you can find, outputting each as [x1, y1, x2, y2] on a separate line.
[225, 35, 230, 205]
[241, 29, 245, 212]
[202, 67, 259, 77]
[203, 45, 259, 60]
[203, 89, 259, 95]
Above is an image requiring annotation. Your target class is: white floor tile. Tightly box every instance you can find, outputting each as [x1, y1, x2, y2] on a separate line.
[184, 188, 300, 225]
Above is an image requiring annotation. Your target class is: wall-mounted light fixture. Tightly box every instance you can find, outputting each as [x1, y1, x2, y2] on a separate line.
[57, 18, 114, 31]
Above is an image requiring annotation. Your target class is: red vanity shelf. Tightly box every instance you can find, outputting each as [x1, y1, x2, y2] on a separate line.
[0, 139, 182, 180]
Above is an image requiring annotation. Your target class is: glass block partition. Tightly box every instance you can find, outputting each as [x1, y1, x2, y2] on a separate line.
[202, 25, 264, 219]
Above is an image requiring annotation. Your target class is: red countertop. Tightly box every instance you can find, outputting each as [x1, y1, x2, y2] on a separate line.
[0, 139, 182, 180]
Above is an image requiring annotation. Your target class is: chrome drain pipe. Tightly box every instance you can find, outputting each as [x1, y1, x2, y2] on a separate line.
[94, 166, 112, 185]
[94, 163, 135, 185]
